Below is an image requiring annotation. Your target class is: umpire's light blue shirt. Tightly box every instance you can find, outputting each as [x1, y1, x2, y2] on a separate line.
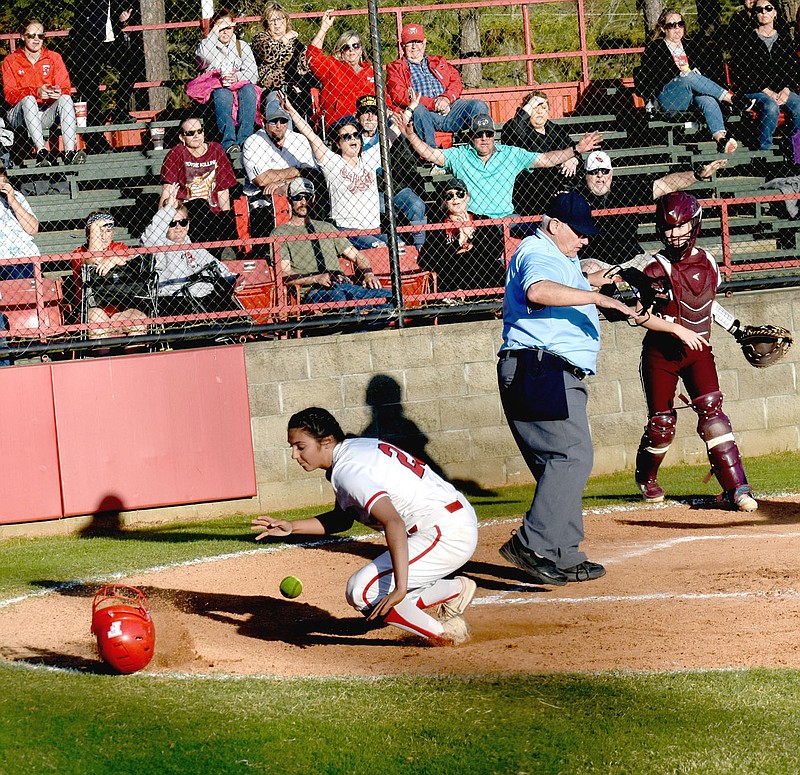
[442, 143, 539, 218]
[499, 229, 601, 375]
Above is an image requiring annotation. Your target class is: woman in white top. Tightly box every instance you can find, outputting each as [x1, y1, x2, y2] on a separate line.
[195, 9, 259, 157]
[252, 406, 479, 645]
[281, 91, 414, 249]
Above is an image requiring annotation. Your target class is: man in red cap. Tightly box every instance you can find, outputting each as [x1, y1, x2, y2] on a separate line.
[386, 23, 488, 148]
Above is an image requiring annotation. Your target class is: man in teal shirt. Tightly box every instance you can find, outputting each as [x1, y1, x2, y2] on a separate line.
[402, 112, 601, 218]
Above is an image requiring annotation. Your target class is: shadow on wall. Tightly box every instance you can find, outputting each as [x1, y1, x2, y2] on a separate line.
[79, 494, 125, 538]
[360, 374, 496, 498]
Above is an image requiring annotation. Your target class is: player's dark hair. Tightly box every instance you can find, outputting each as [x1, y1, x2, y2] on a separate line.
[288, 407, 346, 442]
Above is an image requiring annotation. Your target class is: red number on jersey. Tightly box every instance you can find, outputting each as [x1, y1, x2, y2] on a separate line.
[378, 442, 427, 478]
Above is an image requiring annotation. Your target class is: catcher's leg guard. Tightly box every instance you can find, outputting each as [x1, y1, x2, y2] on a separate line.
[635, 411, 677, 502]
[691, 391, 753, 505]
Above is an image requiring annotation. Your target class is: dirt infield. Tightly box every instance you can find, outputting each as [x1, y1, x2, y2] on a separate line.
[3, 495, 800, 676]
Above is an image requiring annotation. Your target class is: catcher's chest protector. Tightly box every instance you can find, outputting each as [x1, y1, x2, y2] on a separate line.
[649, 250, 717, 338]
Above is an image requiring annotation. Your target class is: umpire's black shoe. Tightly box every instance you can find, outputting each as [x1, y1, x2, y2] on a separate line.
[561, 560, 606, 583]
[499, 532, 568, 586]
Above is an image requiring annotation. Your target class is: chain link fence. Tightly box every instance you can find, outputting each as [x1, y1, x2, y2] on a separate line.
[0, 0, 798, 362]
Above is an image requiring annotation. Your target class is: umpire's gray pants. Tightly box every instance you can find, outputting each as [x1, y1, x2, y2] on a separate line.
[498, 357, 593, 568]
[7, 95, 78, 152]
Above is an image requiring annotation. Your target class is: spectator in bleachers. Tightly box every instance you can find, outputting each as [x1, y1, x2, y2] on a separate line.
[282, 93, 395, 250]
[251, 3, 317, 121]
[2, 20, 86, 168]
[141, 184, 237, 316]
[402, 112, 599, 220]
[305, 10, 375, 125]
[68, 0, 144, 128]
[0, 161, 40, 281]
[386, 23, 488, 149]
[721, 0, 788, 52]
[574, 151, 727, 272]
[637, 10, 745, 154]
[195, 9, 259, 159]
[242, 94, 321, 237]
[272, 177, 390, 309]
[72, 212, 149, 338]
[356, 94, 427, 251]
[729, 1, 800, 154]
[159, 117, 238, 251]
[503, 89, 603, 216]
[419, 177, 505, 292]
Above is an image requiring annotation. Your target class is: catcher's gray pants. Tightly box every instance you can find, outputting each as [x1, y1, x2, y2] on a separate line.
[499, 359, 593, 569]
[7, 95, 78, 152]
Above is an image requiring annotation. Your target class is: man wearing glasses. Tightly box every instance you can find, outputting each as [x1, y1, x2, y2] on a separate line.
[497, 191, 635, 586]
[159, 117, 238, 255]
[386, 23, 488, 148]
[271, 177, 390, 312]
[574, 150, 727, 273]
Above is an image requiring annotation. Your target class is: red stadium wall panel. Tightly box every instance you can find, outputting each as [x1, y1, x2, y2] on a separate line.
[53, 346, 257, 518]
[0, 363, 63, 524]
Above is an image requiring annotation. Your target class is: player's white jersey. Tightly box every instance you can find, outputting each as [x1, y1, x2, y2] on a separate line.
[329, 438, 466, 531]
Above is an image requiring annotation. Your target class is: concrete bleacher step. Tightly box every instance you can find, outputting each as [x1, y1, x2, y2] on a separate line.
[35, 228, 136, 257]
[28, 191, 138, 223]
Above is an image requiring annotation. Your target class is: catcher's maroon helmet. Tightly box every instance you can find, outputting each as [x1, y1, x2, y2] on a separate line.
[656, 192, 702, 263]
[91, 585, 155, 674]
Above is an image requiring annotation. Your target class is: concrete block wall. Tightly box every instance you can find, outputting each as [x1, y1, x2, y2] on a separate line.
[12, 288, 793, 536]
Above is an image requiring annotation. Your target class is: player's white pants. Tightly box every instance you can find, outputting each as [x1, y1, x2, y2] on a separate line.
[345, 501, 478, 638]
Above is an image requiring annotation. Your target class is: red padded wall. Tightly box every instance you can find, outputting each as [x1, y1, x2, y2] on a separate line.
[0, 363, 63, 523]
[53, 346, 256, 517]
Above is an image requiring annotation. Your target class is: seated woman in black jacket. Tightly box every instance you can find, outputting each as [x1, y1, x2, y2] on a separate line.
[638, 9, 746, 153]
[730, 1, 800, 151]
[502, 90, 602, 215]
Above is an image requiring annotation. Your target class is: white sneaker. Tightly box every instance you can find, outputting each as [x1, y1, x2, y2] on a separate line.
[439, 615, 471, 645]
[439, 576, 477, 621]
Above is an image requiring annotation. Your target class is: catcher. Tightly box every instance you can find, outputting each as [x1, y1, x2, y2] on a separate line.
[616, 192, 790, 511]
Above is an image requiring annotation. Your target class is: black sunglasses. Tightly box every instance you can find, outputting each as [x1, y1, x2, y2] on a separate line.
[169, 218, 189, 227]
[587, 168, 611, 176]
[340, 42, 361, 52]
[290, 193, 313, 201]
[444, 190, 465, 201]
[267, 117, 289, 125]
[338, 131, 361, 142]
[25, 32, 45, 39]
[754, 4, 774, 10]
[181, 127, 204, 137]
[663, 19, 685, 28]
[473, 131, 494, 139]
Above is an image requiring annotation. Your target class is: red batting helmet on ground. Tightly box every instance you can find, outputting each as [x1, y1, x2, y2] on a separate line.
[91, 584, 155, 674]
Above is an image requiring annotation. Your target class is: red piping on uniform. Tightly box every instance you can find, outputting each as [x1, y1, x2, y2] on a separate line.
[384, 607, 438, 638]
[365, 490, 389, 512]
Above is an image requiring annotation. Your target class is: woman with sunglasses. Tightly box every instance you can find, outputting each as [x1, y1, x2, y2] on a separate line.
[140, 183, 236, 317]
[71, 212, 149, 339]
[281, 92, 403, 250]
[195, 9, 259, 157]
[638, 10, 746, 153]
[729, 1, 800, 154]
[2, 19, 86, 167]
[251, 3, 318, 120]
[305, 9, 375, 124]
[419, 178, 505, 293]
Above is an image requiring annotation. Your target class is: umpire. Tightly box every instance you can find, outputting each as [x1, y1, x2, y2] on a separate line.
[497, 191, 635, 585]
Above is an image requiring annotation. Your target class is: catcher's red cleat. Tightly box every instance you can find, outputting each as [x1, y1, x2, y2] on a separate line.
[638, 479, 665, 503]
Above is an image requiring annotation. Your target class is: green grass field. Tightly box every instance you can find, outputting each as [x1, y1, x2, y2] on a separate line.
[2, 452, 799, 774]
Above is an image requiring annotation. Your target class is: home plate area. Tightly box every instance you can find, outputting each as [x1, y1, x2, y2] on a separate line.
[2, 495, 800, 677]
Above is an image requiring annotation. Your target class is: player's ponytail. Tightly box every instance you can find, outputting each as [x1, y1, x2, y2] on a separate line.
[288, 407, 346, 443]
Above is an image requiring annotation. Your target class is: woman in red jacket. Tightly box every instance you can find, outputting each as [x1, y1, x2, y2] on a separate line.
[305, 9, 374, 125]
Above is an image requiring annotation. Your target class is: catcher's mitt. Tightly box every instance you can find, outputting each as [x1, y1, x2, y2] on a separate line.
[734, 324, 793, 368]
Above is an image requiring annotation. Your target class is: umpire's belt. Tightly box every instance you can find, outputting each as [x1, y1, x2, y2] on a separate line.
[500, 348, 587, 381]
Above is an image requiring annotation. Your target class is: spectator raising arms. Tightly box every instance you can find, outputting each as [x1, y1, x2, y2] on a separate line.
[386, 23, 488, 149]
[637, 10, 746, 154]
[2, 19, 86, 167]
[251, 3, 318, 120]
[195, 9, 259, 158]
[729, 1, 800, 153]
[305, 10, 375, 124]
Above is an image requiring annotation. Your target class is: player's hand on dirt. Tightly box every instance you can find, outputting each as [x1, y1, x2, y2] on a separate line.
[576, 131, 602, 154]
[366, 589, 406, 620]
[251, 516, 293, 540]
